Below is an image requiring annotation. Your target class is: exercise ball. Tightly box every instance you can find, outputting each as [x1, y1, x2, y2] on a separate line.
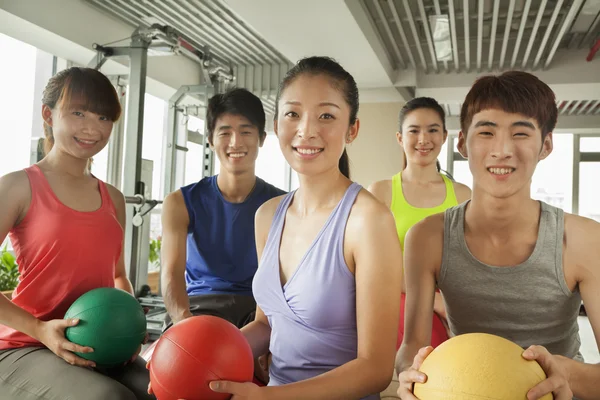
[149, 315, 254, 400]
[413, 333, 552, 400]
[64, 287, 146, 367]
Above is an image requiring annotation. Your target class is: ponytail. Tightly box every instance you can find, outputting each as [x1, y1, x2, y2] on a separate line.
[43, 123, 54, 155]
[339, 149, 350, 179]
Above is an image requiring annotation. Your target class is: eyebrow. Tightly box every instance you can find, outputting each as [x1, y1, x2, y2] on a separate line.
[474, 120, 536, 129]
[407, 123, 441, 129]
[283, 101, 340, 109]
[217, 124, 255, 131]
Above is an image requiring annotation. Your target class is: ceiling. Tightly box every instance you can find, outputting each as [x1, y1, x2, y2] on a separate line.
[361, 0, 599, 73]
[83, 0, 600, 118]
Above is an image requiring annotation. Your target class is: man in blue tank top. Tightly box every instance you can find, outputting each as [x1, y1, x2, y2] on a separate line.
[395, 71, 600, 400]
[159, 88, 285, 335]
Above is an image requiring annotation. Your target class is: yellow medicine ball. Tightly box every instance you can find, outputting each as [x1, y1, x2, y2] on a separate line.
[413, 333, 552, 400]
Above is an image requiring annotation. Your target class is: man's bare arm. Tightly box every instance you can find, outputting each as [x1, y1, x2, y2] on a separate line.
[160, 190, 192, 325]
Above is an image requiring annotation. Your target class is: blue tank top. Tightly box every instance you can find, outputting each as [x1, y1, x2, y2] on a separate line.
[254, 183, 379, 400]
[181, 175, 286, 296]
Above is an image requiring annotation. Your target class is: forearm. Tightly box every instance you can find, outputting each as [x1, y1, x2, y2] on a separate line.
[0, 293, 42, 341]
[563, 356, 600, 400]
[114, 276, 134, 295]
[161, 269, 191, 323]
[241, 320, 271, 357]
[262, 357, 392, 400]
[395, 342, 423, 373]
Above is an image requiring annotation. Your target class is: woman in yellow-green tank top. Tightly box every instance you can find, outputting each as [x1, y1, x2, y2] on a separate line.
[391, 172, 458, 251]
[369, 97, 471, 351]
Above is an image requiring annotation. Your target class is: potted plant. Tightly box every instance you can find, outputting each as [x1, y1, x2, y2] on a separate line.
[0, 244, 19, 299]
[147, 236, 161, 294]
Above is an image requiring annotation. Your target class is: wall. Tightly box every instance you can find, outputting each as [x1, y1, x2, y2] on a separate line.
[347, 102, 404, 188]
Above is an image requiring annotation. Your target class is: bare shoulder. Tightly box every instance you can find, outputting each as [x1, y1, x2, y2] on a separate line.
[104, 183, 125, 208]
[0, 170, 33, 226]
[161, 189, 190, 227]
[366, 179, 392, 207]
[163, 189, 186, 209]
[254, 194, 287, 246]
[452, 181, 472, 203]
[0, 170, 32, 206]
[255, 194, 287, 225]
[409, 212, 445, 241]
[0, 170, 31, 202]
[348, 188, 395, 231]
[0, 170, 31, 193]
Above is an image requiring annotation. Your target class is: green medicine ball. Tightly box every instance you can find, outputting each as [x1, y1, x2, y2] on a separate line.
[64, 287, 147, 368]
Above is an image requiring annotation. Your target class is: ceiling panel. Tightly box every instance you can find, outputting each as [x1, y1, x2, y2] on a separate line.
[363, 0, 599, 73]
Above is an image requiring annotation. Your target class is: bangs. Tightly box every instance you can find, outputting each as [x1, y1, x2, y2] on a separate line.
[460, 72, 557, 137]
[58, 70, 121, 121]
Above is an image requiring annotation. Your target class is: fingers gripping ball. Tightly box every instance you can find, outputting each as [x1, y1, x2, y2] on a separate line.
[413, 333, 552, 400]
[149, 315, 254, 400]
[64, 287, 147, 367]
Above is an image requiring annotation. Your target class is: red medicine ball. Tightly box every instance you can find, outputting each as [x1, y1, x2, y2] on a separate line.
[149, 315, 254, 400]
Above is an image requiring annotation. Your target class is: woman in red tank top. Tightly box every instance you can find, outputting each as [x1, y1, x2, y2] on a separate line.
[0, 68, 154, 399]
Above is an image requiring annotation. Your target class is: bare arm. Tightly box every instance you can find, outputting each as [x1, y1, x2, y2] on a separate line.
[396, 215, 443, 379]
[0, 172, 94, 367]
[524, 215, 600, 400]
[106, 184, 134, 294]
[240, 198, 281, 357]
[568, 217, 600, 399]
[160, 190, 192, 325]
[260, 195, 403, 399]
[0, 172, 41, 339]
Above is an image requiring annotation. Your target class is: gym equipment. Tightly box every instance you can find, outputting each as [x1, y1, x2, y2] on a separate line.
[149, 315, 254, 400]
[413, 332, 551, 400]
[137, 293, 167, 341]
[64, 287, 147, 367]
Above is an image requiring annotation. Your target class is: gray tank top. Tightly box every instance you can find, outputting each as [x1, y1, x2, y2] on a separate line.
[439, 201, 583, 361]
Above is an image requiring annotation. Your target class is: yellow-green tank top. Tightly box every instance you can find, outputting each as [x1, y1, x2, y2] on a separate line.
[391, 172, 458, 250]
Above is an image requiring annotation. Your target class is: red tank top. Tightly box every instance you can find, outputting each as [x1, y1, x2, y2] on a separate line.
[0, 165, 123, 349]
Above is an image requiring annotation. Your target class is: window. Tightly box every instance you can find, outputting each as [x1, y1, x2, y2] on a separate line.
[452, 161, 473, 189]
[141, 94, 167, 201]
[0, 33, 37, 179]
[580, 137, 600, 152]
[437, 138, 449, 172]
[531, 134, 573, 212]
[90, 146, 109, 182]
[256, 135, 287, 190]
[184, 141, 205, 186]
[579, 162, 600, 222]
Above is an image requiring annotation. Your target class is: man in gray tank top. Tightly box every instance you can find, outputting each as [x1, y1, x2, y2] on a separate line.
[395, 71, 600, 400]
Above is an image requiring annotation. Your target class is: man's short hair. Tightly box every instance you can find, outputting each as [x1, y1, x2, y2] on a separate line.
[460, 71, 557, 140]
[206, 87, 266, 145]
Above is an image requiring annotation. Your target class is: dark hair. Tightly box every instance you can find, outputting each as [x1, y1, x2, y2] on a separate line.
[399, 97, 446, 132]
[399, 97, 447, 174]
[460, 71, 557, 140]
[42, 67, 121, 155]
[275, 56, 359, 179]
[206, 87, 266, 145]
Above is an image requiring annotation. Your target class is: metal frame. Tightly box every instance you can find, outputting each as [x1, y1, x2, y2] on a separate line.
[574, 134, 600, 215]
[161, 84, 215, 199]
[88, 28, 153, 292]
[573, 134, 581, 214]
